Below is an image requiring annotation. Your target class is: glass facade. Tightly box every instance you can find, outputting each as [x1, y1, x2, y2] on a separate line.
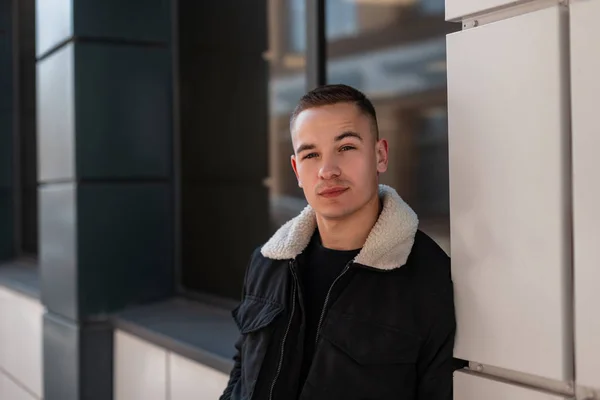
[5, 0, 458, 302]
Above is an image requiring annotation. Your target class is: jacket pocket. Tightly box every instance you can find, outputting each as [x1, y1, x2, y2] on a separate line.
[302, 310, 421, 400]
[232, 296, 284, 400]
[321, 311, 421, 365]
[233, 295, 284, 334]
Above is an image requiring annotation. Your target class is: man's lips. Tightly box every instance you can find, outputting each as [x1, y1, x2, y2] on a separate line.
[318, 187, 348, 198]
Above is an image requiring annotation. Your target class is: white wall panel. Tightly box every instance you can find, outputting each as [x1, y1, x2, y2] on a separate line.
[0, 373, 37, 400]
[0, 287, 43, 398]
[571, 0, 600, 390]
[446, 0, 518, 21]
[169, 353, 229, 400]
[114, 330, 167, 400]
[447, 6, 570, 380]
[454, 372, 565, 400]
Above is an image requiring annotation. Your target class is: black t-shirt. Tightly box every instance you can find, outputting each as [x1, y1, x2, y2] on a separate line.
[297, 230, 361, 390]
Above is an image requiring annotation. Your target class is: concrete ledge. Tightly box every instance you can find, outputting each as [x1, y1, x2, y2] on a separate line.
[0, 260, 40, 300]
[112, 297, 238, 374]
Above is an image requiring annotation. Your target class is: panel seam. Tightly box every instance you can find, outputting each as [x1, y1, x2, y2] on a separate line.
[0, 366, 42, 400]
[559, 0, 577, 393]
[37, 36, 168, 62]
[460, 0, 563, 28]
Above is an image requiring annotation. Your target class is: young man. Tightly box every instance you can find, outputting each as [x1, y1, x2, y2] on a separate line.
[220, 84, 456, 400]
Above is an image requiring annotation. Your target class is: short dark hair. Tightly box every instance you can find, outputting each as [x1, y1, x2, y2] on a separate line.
[290, 84, 379, 138]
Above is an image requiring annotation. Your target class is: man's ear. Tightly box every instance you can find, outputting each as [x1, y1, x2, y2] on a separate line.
[291, 154, 301, 185]
[376, 139, 389, 173]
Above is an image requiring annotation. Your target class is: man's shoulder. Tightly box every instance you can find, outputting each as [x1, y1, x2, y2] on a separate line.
[411, 230, 450, 261]
[241, 245, 289, 295]
[404, 229, 452, 292]
[244, 245, 275, 276]
[403, 231, 455, 333]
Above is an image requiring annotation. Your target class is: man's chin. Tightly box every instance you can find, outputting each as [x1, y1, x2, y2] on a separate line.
[313, 204, 354, 220]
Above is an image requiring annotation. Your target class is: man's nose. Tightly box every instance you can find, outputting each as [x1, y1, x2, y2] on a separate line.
[319, 159, 341, 180]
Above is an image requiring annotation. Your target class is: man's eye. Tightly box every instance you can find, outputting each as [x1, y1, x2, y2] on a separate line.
[340, 145, 355, 151]
[303, 153, 318, 160]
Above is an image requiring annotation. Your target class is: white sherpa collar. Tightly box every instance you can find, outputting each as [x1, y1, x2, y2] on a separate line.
[261, 185, 419, 270]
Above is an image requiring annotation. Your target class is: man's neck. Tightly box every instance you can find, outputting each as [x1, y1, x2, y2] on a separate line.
[316, 194, 382, 251]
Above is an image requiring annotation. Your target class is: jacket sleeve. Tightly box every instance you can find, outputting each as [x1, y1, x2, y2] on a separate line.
[220, 249, 258, 400]
[219, 334, 243, 400]
[416, 285, 457, 400]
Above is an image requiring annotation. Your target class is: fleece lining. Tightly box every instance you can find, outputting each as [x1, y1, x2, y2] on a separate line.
[261, 185, 419, 270]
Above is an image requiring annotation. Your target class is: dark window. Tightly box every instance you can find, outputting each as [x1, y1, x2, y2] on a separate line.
[177, 1, 270, 301]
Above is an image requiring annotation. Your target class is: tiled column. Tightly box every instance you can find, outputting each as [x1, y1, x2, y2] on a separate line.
[0, 0, 14, 260]
[36, 1, 174, 399]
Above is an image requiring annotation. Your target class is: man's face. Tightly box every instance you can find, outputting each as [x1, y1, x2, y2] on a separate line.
[291, 102, 388, 220]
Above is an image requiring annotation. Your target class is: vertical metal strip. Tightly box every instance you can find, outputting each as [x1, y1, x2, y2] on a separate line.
[559, 0, 576, 388]
[12, 0, 22, 257]
[172, 0, 182, 294]
[306, 0, 326, 90]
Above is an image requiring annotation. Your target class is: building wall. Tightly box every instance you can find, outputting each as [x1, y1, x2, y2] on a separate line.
[447, 0, 600, 398]
[1, 0, 599, 399]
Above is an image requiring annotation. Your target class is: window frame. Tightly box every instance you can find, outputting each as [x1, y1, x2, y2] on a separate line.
[10, 0, 38, 261]
[306, 0, 327, 90]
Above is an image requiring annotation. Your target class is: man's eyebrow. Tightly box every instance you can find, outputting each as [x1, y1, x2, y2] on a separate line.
[296, 143, 316, 154]
[334, 131, 363, 142]
[296, 131, 362, 154]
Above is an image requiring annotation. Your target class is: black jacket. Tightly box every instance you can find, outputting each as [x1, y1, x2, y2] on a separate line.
[221, 185, 456, 400]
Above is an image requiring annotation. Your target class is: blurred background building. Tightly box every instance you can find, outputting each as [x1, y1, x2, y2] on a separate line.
[0, 0, 598, 399]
